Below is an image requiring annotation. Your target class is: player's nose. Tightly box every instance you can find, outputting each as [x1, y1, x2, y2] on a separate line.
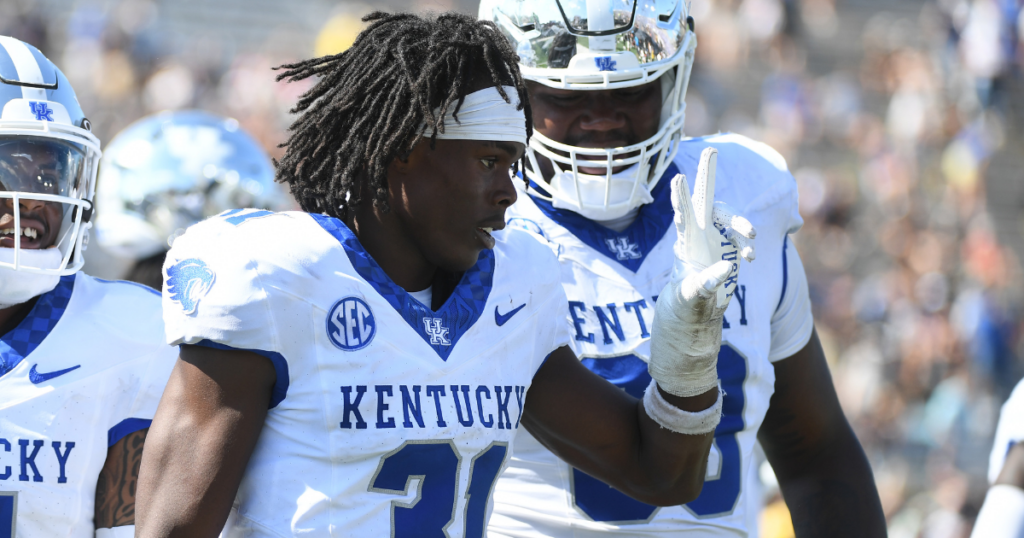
[579, 94, 627, 132]
[18, 196, 48, 213]
[492, 169, 518, 209]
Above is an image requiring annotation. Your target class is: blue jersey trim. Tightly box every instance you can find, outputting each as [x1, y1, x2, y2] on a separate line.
[0, 274, 75, 378]
[107, 418, 153, 447]
[94, 277, 161, 296]
[192, 340, 290, 409]
[311, 215, 494, 361]
[525, 162, 678, 273]
[776, 237, 789, 314]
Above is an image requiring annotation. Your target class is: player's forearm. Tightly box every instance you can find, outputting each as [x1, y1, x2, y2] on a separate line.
[136, 407, 249, 537]
[525, 400, 715, 506]
[523, 350, 717, 505]
[768, 428, 886, 538]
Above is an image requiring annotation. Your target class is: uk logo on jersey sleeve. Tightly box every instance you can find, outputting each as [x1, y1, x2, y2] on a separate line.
[166, 258, 216, 315]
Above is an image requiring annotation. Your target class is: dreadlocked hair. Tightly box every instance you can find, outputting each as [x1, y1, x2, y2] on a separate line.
[274, 11, 532, 220]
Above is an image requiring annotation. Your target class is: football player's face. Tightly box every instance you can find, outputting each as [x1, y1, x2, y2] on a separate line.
[0, 142, 66, 250]
[526, 80, 662, 176]
[388, 138, 523, 272]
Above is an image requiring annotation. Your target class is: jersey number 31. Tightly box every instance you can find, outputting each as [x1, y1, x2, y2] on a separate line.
[370, 441, 507, 538]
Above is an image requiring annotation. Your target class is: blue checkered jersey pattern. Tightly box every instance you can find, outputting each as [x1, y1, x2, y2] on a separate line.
[0, 274, 74, 378]
[312, 215, 494, 361]
[523, 162, 678, 272]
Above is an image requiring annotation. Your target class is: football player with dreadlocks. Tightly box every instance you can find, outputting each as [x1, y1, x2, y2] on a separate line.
[0, 36, 177, 538]
[478, 1, 887, 537]
[135, 11, 756, 538]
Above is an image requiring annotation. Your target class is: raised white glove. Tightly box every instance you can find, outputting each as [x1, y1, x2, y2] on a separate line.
[648, 147, 756, 398]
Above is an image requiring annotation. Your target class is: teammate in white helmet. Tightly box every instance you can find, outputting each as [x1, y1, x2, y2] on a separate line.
[134, 12, 755, 538]
[478, 1, 887, 536]
[971, 379, 1024, 537]
[0, 36, 177, 538]
[83, 110, 290, 290]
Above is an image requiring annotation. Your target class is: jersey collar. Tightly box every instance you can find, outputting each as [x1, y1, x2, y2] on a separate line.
[312, 215, 494, 361]
[0, 274, 74, 378]
[527, 162, 678, 272]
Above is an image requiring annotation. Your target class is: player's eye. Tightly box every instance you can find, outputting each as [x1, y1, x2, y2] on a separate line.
[615, 88, 646, 99]
[480, 157, 498, 170]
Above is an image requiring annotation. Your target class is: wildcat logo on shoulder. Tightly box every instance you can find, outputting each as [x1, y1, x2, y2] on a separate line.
[166, 258, 216, 315]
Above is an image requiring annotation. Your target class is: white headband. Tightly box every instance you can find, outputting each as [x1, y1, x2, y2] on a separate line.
[422, 86, 527, 146]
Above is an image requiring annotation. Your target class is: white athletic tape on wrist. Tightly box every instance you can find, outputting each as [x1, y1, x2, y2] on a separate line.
[971, 485, 1024, 538]
[642, 379, 723, 435]
[648, 264, 729, 398]
[420, 86, 526, 146]
[95, 525, 135, 538]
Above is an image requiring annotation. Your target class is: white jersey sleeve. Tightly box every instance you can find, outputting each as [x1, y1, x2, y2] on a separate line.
[161, 210, 295, 407]
[767, 238, 814, 362]
[162, 215, 280, 353]
[990, 380, 1024, 483]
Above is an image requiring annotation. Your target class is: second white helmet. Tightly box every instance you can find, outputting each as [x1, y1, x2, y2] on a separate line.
[480, 0, 696, 220]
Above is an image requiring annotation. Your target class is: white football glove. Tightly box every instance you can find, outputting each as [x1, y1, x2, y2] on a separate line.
[648, 147, 756, 398]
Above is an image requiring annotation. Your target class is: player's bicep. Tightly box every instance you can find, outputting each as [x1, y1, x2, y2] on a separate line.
[996, 443, 1024, 489]
[95, 428, 148, 529]
[136, 344, 276, 536]
[759, 329, 846, 465]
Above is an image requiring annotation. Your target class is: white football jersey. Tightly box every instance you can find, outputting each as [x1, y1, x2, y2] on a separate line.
[490, 133, 815, 537]
[0, 274, 177, 538]
[989, 380, 1024, 484]
[161, 210, 571, 538]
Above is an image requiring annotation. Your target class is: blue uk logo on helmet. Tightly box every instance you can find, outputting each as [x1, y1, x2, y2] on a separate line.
[166, 258, 216, 315]
[28, 101, 53, 121]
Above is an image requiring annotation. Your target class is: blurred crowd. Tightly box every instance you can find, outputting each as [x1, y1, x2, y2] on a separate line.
[3, 0, 1024, 536]
[684, 0, 1024, 536]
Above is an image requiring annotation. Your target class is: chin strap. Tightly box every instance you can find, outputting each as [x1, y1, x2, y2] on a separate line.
[95, 525, 135, 538]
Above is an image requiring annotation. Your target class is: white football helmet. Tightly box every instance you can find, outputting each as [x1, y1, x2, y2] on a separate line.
[0, 35, 100, 277]
[479, 0, 696, 220]
[86, 110, 288, 281]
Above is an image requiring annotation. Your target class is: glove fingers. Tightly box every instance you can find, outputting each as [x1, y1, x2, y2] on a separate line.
[693, 148, 717, 231]
[670, 173, 696, 234]
[725, 229, 756, 262]
[712, 201, 757, 239]
[698, 260, 733, 293]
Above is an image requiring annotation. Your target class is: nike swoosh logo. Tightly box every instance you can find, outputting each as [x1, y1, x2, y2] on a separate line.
[29, 364, 81, 384]
[495, 304, 527, 326]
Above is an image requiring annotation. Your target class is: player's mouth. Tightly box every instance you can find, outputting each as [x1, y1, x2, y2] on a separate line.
[475, 218, 505, 250]
[0, 222, 47, 249]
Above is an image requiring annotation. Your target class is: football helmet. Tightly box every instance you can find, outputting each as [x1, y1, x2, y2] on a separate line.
[87, 110, 288, 281]
[479, 0, 696, 220]
[0, 35, 100, 277]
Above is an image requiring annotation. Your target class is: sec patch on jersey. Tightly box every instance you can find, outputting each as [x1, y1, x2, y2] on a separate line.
[326, 297, 377, 351]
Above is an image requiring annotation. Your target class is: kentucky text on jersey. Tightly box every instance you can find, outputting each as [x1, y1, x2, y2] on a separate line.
[0, 439, 74, 483]
[338, 384, 527, 430]
[568, 285, 749, 344]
